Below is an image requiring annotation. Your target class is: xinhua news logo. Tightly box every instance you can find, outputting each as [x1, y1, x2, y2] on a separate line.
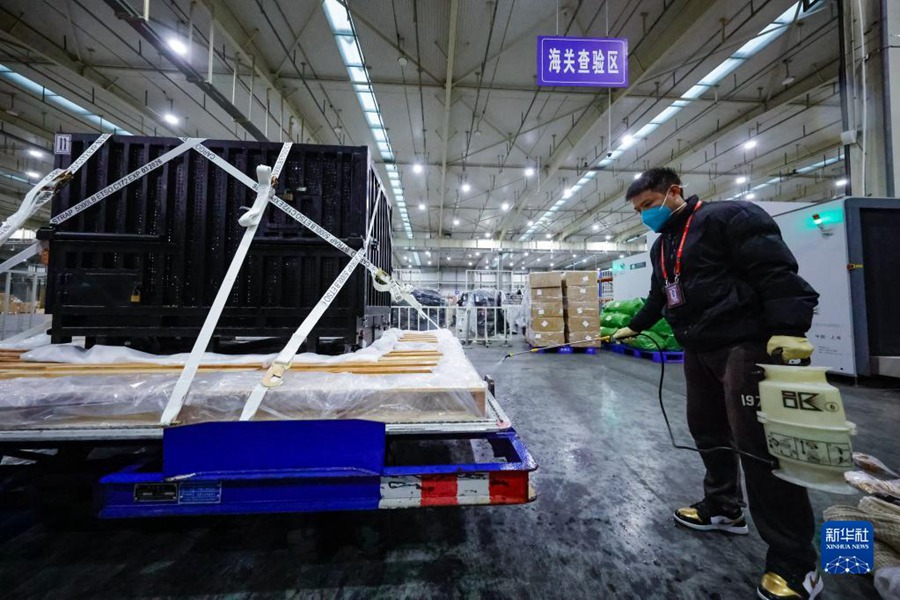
[821, 521, 874, 575]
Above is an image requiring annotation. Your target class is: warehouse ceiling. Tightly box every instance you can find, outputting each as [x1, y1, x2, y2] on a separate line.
[0, 0, 846, 270]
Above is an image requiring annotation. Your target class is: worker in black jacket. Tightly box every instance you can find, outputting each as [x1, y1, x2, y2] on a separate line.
[613, 167, 822, 600]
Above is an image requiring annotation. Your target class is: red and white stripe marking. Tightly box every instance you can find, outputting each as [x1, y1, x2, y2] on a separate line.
[379, 471, 532, 509]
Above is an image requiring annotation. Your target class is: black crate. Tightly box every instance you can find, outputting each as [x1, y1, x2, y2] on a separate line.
[43, 135, 392, 348]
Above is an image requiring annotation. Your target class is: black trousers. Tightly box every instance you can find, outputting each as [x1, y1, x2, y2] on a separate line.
[683, 340, 818, 574]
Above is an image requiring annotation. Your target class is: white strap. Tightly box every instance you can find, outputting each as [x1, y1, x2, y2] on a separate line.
[240, 237, 371, 420]
[160, 165, 274, 425]
[0, 133, 111, 246]
[51, 137, 206, 225]
[0, 241, 43, 275]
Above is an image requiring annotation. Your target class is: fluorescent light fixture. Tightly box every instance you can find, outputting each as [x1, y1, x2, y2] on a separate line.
[413, 163, 423, 174]
[698, 58, 744, 87]
[25, 170, 40, 179]
[634, 123, 659, 138]
[501, 202, 510, 211]
[620, 134, 635, 148]
[365, 112, 382, 127]
[163, 113, 179, 125]
[377, 142, 390, 154]
[335, 35, 363, 66]
[562, 188, 572, 199]
[524, 167, 535, 177]
[744, 140, 757, 150]
[680, 84, 706, 100]
[388, 171, 400, 180]
[736, 176, 748, 184]
[322, 0, 353, 33]
[357, 90, 377, 112]
[461, 183, 471, 193]
[835, 178, 848, 187]
[734, 24, 786, 59]
[371, 128, 388, 143]
[167, 38, 188, 56]
[650, 105, 682, 125]
[348, 66, 368, 83]
[27, 149, 43, 158]
[746, 193, 756, 199]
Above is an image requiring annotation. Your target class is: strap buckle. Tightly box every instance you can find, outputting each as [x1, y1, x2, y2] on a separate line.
[262, 360, 290, 388]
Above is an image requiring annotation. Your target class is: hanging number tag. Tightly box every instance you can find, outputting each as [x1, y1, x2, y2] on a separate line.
[665, 280, 685, 308]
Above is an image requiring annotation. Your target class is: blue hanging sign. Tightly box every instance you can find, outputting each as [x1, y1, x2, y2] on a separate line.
[537, 36, 628, 87]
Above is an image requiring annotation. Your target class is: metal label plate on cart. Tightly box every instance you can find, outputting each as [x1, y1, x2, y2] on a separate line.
[134, 483, 177, 503]
[178, 482, 222, 504]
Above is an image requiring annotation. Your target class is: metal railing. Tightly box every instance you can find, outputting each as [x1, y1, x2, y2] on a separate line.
[390, 305, 516, 347]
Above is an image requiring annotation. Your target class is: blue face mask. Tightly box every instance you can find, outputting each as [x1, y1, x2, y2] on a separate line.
[640, 189, 675, 232]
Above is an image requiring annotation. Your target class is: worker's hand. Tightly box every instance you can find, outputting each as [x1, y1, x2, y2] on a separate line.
[767, 335, 814, 364]
[613, 326, 638, 340]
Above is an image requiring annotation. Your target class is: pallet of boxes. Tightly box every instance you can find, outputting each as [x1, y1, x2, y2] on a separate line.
[525, 272, 565, 347]
[563, 271, 602, 348]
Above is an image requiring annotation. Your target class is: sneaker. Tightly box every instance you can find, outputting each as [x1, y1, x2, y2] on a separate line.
[673, 500, 749, 534]
[757, 570, 823, 600]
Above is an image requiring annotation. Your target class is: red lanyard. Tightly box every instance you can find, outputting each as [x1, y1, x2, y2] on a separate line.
[660, 201, 702, 283]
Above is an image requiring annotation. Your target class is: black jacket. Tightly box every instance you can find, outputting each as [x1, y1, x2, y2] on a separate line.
[629, 196, 819, 351]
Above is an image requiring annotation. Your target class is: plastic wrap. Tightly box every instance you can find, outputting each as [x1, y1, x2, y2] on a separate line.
[461, 288, 507, 337]
[0, 328, 487, 429]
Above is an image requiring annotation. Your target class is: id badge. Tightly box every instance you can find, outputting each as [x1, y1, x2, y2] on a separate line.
[665, 280, 685, 308]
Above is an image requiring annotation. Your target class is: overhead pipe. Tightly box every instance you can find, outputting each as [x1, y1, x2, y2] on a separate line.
[102, 0, 268, 141]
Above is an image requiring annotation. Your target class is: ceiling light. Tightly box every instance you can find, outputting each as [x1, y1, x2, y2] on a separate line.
[413, 163, 423, 174]
[621, 134, 635, 148]
[619, 254, 625, 259]
[167, 38, 188, 56]
[536, 258, 541, 263]
[527, 220, 534, 226]
[501, 202, 510, 211]
[453, 218, 460, 226]
[835, 178, 848, 187]
[571, 254, 577, 259]
[549, 262, 554, 267]
[524, 167, 535, 177]
[484, 232, 491, 238]
[425, 251, 431, 256]
[25, 170, 40, 179]
[592, 223, 599, 231]
[545, 233, 552, 239]
[163, 113, 179, 125]
[562, 188, 573, 199]
[736, 176, 748, 184]
[743, 140, 757, 150]
[605, 234, 612, 240]
[475, 252, 481, 256]
[461, 183, 471, 193]
[427, 260, 432, 265]
[746, 193, 756, 200]
[633, 173, 641, 180]
[398, 55, 409, 67]
[524, 252, 529, 257]
[27, 149, 43, 158]
[418, 203, 426, 210]
[468, 261, 473, 266]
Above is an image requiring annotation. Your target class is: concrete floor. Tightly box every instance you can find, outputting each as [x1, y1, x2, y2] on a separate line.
[1, 340, 898, 599]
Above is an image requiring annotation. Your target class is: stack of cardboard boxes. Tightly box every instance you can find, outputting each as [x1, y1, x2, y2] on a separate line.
[525, 272, 565, 347]
[562, 271, 601, 347]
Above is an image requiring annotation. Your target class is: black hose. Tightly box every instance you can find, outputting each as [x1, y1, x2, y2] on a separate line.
[633, 332, 776, 467]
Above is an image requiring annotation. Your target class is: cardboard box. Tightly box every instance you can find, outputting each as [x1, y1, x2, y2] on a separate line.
[566, 301, 599, 317]
[531, 302, 564, 318]
[527, 330, 566, 347]
[528, 271, 563, 288]
[564, 285, 595, 299]
[566, 315, 601, 333]
[530, 287, 563, 301]
[566, 331, 604, 347]
[531, 316, 565, 332]
[563, 271, 597, 287]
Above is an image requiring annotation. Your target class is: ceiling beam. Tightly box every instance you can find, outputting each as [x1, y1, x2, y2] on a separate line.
[392, 234, 644, 254]
[560, 65, 841, 239]
[436, 0, 459, 243]
[195, 0, 318, 143]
